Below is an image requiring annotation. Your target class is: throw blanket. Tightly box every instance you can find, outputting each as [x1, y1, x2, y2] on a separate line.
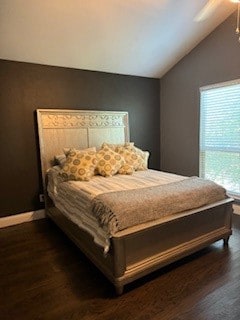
[92, 177, 226, 235]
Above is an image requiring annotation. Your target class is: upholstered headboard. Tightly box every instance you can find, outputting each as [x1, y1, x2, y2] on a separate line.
[37, 109, 129, 185]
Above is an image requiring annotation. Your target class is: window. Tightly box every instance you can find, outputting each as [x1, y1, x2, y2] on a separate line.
[199, 79, 240, 199]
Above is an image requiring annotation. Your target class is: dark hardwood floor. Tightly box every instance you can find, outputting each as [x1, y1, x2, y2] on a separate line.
[1, 215, 240, 320]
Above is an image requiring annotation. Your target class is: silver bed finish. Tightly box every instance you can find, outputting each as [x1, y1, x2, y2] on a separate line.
[37, 109, 233, 295]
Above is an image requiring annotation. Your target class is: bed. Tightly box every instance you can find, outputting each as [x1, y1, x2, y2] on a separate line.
[37, 108, 233, 295]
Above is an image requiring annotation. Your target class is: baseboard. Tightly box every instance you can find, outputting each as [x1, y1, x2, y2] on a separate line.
[0, 209, 46, 228]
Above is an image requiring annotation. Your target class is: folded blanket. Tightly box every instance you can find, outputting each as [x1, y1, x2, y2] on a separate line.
[92, 177, 226, 235]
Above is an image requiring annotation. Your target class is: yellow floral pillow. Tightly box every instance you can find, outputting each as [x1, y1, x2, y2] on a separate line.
[101, 142, 134, 152]
[60, 149, 97, 181]
[116, 145, 148, 171]
[118, 164, 134, 175]
[55, 147, 96, 167]
[133, 146, 149, 170]
[63, 146, 96, 156]
[96, 146, 125, 177]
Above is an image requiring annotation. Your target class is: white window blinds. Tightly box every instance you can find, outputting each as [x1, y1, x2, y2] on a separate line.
[199, 79, 240, 199]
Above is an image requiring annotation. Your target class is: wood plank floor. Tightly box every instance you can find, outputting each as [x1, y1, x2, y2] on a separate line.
[0, 215, 240, 320]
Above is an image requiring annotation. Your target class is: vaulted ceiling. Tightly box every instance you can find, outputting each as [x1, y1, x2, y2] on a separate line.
[0, 0, 236, 78]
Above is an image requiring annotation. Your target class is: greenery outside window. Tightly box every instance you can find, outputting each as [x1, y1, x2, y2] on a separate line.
[199, 79, 240, 199]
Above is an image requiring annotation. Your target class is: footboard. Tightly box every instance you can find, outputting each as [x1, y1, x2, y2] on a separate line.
[111, 198, 233, 294]
[46, 198, 233, 295]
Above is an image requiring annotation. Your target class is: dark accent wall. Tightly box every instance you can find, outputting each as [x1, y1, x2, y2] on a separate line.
[0, 60, 160, 217]
[160, 13, 240, 177]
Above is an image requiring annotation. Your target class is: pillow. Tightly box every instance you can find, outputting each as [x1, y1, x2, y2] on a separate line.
[63, 147, 96, 156]
[115, 145, 142, 170]
[54, 154, 67, 167]
[59, 149, 98, 181]
[133, 146, 150, 170]
[118, 164, 134, 175]
[96, 146, 125, 177]
[55, 147, 96, 167]
[101, 142, 134, 152]
[116, 145, 149, 171]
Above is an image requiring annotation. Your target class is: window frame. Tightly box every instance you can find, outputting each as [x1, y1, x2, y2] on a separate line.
[199, 78, 240, 200]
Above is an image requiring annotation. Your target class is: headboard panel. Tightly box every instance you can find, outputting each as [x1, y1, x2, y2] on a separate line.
[37, 109, 129, 186]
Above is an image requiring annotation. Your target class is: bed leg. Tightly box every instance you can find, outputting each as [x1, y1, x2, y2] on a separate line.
[223, 236, 230, 246]
[115, 285, 124, 296]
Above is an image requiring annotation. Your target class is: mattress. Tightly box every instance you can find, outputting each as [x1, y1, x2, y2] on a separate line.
[47, 168, 186, 253]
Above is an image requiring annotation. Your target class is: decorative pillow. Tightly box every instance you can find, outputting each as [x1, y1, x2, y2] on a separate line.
[116, 145, 148, 171]
[55, 147, 96, 167]
[118, 164, 134, 175]
[63, 148, 71, 156]
[63, 147, 96, 156]
[115, 145, 141, 170]
[54, 154, 67, 167]
[101, 142, 134, 152]
[60, 149, 98, 181]
[96, 146, 125, 177]
[133, 146, 150, 170]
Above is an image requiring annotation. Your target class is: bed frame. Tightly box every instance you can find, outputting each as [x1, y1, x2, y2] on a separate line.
[37, 108, 233, 295]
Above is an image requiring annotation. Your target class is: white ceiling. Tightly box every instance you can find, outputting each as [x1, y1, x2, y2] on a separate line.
[0, 0, 236, 78]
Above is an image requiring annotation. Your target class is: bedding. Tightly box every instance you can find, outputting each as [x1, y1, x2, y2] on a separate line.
[47, 168, 226, 252]
[48, 168, 187, 251]
[93, 177, 226, 235]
